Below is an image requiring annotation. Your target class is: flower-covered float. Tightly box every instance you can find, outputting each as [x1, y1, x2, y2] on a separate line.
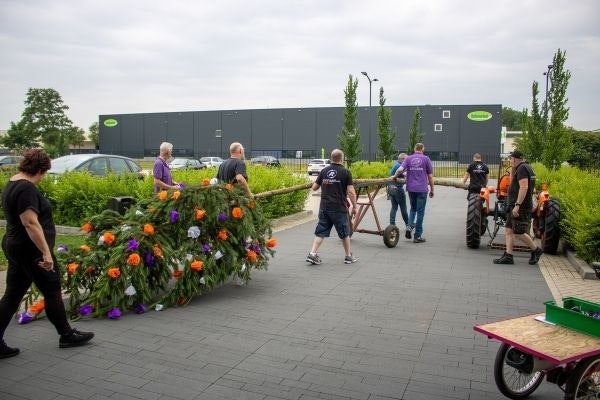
[50, 180, 276, 319]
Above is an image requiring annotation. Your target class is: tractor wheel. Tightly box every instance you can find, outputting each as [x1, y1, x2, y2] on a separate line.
[383, 225, 400, 248]
[466, 193, 483, 249]
[541, 199, 560, 254]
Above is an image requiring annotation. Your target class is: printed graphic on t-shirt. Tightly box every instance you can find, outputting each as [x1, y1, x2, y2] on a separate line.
[323, 169, 341, 185]
[409, 158, 424, 170]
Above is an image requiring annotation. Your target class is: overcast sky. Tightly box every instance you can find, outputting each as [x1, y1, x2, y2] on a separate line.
[1, 0, 599, 132]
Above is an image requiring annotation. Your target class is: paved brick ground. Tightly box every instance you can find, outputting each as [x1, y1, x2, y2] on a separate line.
[0, 184, 597, 399]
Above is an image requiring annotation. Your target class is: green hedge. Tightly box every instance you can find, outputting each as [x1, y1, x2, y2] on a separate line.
[0, 166, 308, 226]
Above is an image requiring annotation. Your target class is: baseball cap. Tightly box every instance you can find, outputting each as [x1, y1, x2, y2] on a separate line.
[509, 150, 524, 159]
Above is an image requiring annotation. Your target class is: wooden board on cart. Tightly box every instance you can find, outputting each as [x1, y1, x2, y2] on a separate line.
[475, 313, 600, 364]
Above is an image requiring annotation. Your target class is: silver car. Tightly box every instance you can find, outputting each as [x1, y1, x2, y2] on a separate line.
[200, 156, 225, 168]
[307, 159, 331, 176]
[49, 154, 147, 178]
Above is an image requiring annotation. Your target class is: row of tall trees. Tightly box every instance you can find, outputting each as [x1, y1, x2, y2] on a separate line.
[338, 74, 423, 165]
[1, 88, 99, 158]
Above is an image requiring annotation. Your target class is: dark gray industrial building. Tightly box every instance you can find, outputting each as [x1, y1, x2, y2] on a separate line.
[99, 104, 501, 161]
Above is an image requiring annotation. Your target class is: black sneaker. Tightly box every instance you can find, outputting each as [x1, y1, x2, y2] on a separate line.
[493, 252, 514, 264]
[59, 329, 94, 348]
[306, 253, 322, 265]
[413, 236, 426, 243]
[0, 340, 20, 359]
[405, 228, 412, 239]
[529, 247, 544, 265]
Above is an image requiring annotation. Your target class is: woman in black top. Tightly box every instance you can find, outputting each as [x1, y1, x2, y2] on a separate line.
[0, 149, 94, 359]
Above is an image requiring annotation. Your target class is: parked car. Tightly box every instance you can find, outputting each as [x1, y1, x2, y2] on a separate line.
[48, 154, 147, 178]
[200, 156, 225, 168]
[251, 156, 281, 167]
[0, 155, 24, 168]
[168, 158, 207, 170]
[307, 159, 331, 175]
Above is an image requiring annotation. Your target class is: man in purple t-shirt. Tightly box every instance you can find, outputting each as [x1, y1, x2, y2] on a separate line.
[153, 142, 180, 193]
[392, 143, 434, 243]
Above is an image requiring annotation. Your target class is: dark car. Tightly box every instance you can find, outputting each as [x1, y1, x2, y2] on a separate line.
[49, 154, 148, 178]
[0, 155, 24, 168]
[168, 158, 207, 170]
[250, 156, 281, 167]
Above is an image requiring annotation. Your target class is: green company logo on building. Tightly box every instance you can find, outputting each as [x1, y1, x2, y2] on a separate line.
[467, 111, 492, 121]
[103, 118, 118, 127]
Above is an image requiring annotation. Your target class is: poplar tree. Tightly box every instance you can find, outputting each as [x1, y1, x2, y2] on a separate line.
[376, 87, 397, 162]
[407, 107, 424, 154]
[337, 74, 362, 165]
[518, 82, 544, 162]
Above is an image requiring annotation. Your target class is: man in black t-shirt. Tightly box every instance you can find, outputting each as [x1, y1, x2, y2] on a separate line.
[305, 149, 358, 265]
[493, 150, 543, 265]
[217, 142, 251, 196]
[462, 153, 489, 196]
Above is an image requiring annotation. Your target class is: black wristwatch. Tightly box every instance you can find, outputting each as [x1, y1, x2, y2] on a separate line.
[515, 203, 521, 207]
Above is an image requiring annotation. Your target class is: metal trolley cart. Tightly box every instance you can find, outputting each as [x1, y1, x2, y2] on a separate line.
[474, 309, 600, 399]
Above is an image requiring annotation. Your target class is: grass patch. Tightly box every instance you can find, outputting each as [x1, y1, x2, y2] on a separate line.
[0, 228, 87, 271]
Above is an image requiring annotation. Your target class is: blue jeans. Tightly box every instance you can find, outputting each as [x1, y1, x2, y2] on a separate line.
[408, 192, 428, 238]
[388, 186, 408, 226]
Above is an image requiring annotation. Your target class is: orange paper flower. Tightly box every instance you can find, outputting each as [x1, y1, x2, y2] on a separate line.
[85, 266, 95, 275]
[217, 229, 228, 241]
[246, 250, 258, 264]
[80, 244, 91, 252]
[225, 183, 233, 191]
[202, 178, 210, 186]
[173, 270, 183, 279]
[29, 299, 45, 314]
[153, 243, 163, 257]
[81, 222, 93, 233]
[267, 238, 277, 248]
[107, 267, 121, 279]
[177, 297, 187, 305]
[143, 224, 155, 235]
[67, 262, 79, 276]
[127, 253, 141, 267]
[171, 190, 181, 200]
[103, 232, 115, 245]
[158, 190, 168, 200]
[231, 207, 244, 219]
[195, 208, 206, 220]
[190, 260, 204, 271]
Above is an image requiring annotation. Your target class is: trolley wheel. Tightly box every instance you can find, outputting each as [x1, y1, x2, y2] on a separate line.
[541, 199, 560, 255]
[494, 343, 545, 399]
[564, 355, 600, 400]
[383, 225, 400, 248]
[466, 193, 483, 249]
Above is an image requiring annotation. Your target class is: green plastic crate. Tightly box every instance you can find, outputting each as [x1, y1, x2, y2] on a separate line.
[544, 297, 600, 339]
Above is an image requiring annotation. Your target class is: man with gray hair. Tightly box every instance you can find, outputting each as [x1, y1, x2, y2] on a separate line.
[153, 142, 180, 193]
[306, 149, 358, 265]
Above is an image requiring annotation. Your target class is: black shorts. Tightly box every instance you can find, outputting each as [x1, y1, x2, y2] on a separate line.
[506, 206, 531, 235]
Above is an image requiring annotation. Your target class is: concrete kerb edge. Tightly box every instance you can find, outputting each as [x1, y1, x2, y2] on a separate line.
[566, 250, 599, 280]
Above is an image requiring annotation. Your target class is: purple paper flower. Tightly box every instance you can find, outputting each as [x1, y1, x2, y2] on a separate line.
[107, 307, 122, 319]
[178, 182, 186, 190]
[127, 239, 139, 252]
[218, 212, 227, 223]
[18, 312, 34, 324]
[57, 244, 69, 253]
[201, 243, 212, 253]
[134, 303, 147, 314]
[145, 251, 155, 268]
[169, 209, 180, 223]
[251, 244, 261, 253]
[79, 304, 93, 316]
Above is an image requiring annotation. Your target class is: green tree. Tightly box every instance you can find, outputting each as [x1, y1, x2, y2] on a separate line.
[376, 87, 397, 162]
[89, 121, 99, 148]
[517, 82, 544, 162]
[542, 49, 572, 170]
[501, 106, 524, 130]
[0, 119, 39, 150]
[568, 129, 600, 169]
[337, 74, 361, 165]
[407, 107, 424, 153]
[19, 88, 74, 155]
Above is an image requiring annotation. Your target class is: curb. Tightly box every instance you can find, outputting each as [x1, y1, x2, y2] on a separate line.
[566, 250, 599, 280]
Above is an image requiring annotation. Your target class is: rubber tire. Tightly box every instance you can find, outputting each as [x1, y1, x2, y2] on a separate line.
[466, 193, 483, 249]
[564, 355, 600, 400]
[541, 199, 560, 255]
[383, 225, 400, 248]
[494, 343, 545, 400]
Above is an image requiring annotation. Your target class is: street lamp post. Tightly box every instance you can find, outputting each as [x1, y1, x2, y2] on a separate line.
[361, 71, 378, 162]
[543, 64, 554, 140]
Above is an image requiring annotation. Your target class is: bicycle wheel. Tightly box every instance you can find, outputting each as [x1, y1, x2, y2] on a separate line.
[494, 343, 545, 399]
[564, 355, 600, 400]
